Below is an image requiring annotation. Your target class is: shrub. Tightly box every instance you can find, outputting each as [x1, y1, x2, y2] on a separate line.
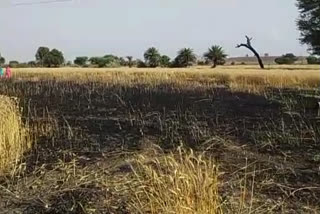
[197, 60, 207, 66]
[230, 61, 235, 65]
[16, 63, 29, 68]
[275, 53, 298, 65]
[0, 96, 31, 176]
[137, 60, 147, 68]
[306, 56, 320, 64]
[9, 61, 19, 68]
[28, 61, 37, 67]
[160, 55, 171, 67]
[217, 58, 226, 65]
[74, 57, 88, 67]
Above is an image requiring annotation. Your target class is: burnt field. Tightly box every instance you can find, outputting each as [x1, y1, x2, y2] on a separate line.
[0, 68, 320, 213]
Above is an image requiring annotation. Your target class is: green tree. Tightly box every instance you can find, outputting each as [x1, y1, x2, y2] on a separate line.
[296, 0, 320, 55]
[119, 57, 127, 66]
[0, 55, 5, 65]
[17, 63, 29, 68]
[89, 57, 100, 65]
[144, 47, 161, 68]
[97, 58, 109, 68]
[126, 56, 134, 68]
[9, 61, 19, 68]
[74, 56, 88, 67]
[89, 57, 106, 67]
[306, 56, 320, 64]
[43, 49, 65, 67]
[137, 59, 147, 68]
[88, 57, 106, 67]
[203, 45, 228, 68]
[275, 53, 298, 65]
[101, 55, 121, 67]
[173, 48, 196, 67]
[160, 55, 171, 67]
[28, 61, 37, 67]
[35, 47, 50, 67]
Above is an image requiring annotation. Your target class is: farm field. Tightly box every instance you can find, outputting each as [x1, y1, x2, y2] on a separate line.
[0, 65, 320, 213]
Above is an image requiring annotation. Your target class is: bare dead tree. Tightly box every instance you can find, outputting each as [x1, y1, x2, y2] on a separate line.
[236, 36, 264, 69]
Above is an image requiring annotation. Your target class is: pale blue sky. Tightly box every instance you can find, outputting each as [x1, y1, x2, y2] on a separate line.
[0, 0, 308, 62]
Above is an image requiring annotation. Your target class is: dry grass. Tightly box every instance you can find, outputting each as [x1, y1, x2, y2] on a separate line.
[0, 95, 31, 176]
[12, 65, 320, 93]
[128, 145, 222, 214]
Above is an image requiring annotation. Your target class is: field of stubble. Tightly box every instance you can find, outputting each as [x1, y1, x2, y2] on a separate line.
[0, 65, 319, 213]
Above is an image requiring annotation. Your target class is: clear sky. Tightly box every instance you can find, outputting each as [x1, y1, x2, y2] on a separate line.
[0, 0, 308, 62]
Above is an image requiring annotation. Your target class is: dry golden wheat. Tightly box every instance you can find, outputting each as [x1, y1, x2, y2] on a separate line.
[12, 65, 320, 93]
[129, 145, 222, 214]
[0, 95, 31, 176]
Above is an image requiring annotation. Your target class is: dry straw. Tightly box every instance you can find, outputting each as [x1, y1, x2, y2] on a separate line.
[0, 95, 31, 176]
[129, 145, 222, 214]
[13, 66, 320, 93]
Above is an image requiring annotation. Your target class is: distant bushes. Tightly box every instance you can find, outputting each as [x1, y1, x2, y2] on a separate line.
[137, 60, 147, 68]
[9, 61, 19, 68]
[74, 57, 88, 67]
[197, 60, 208, 66]
[275, 53, 298, 65]
[306, 56, 320, 64]
[88, 55, 123, 68]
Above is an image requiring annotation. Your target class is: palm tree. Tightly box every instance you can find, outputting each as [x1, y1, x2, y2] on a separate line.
[173, 48, 196, 67]
[204, 45, 227, 68]
[144, 47, 161, 68]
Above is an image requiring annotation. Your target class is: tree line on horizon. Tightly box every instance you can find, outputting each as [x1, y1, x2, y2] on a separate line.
[73, 46, 229, 68]
[0, 46, 319, 69]
[0, 45, 229, 69]
[0, 0, 318, 68]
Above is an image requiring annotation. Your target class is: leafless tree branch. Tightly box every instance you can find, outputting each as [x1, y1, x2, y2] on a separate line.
[236, 36, 264, 69]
